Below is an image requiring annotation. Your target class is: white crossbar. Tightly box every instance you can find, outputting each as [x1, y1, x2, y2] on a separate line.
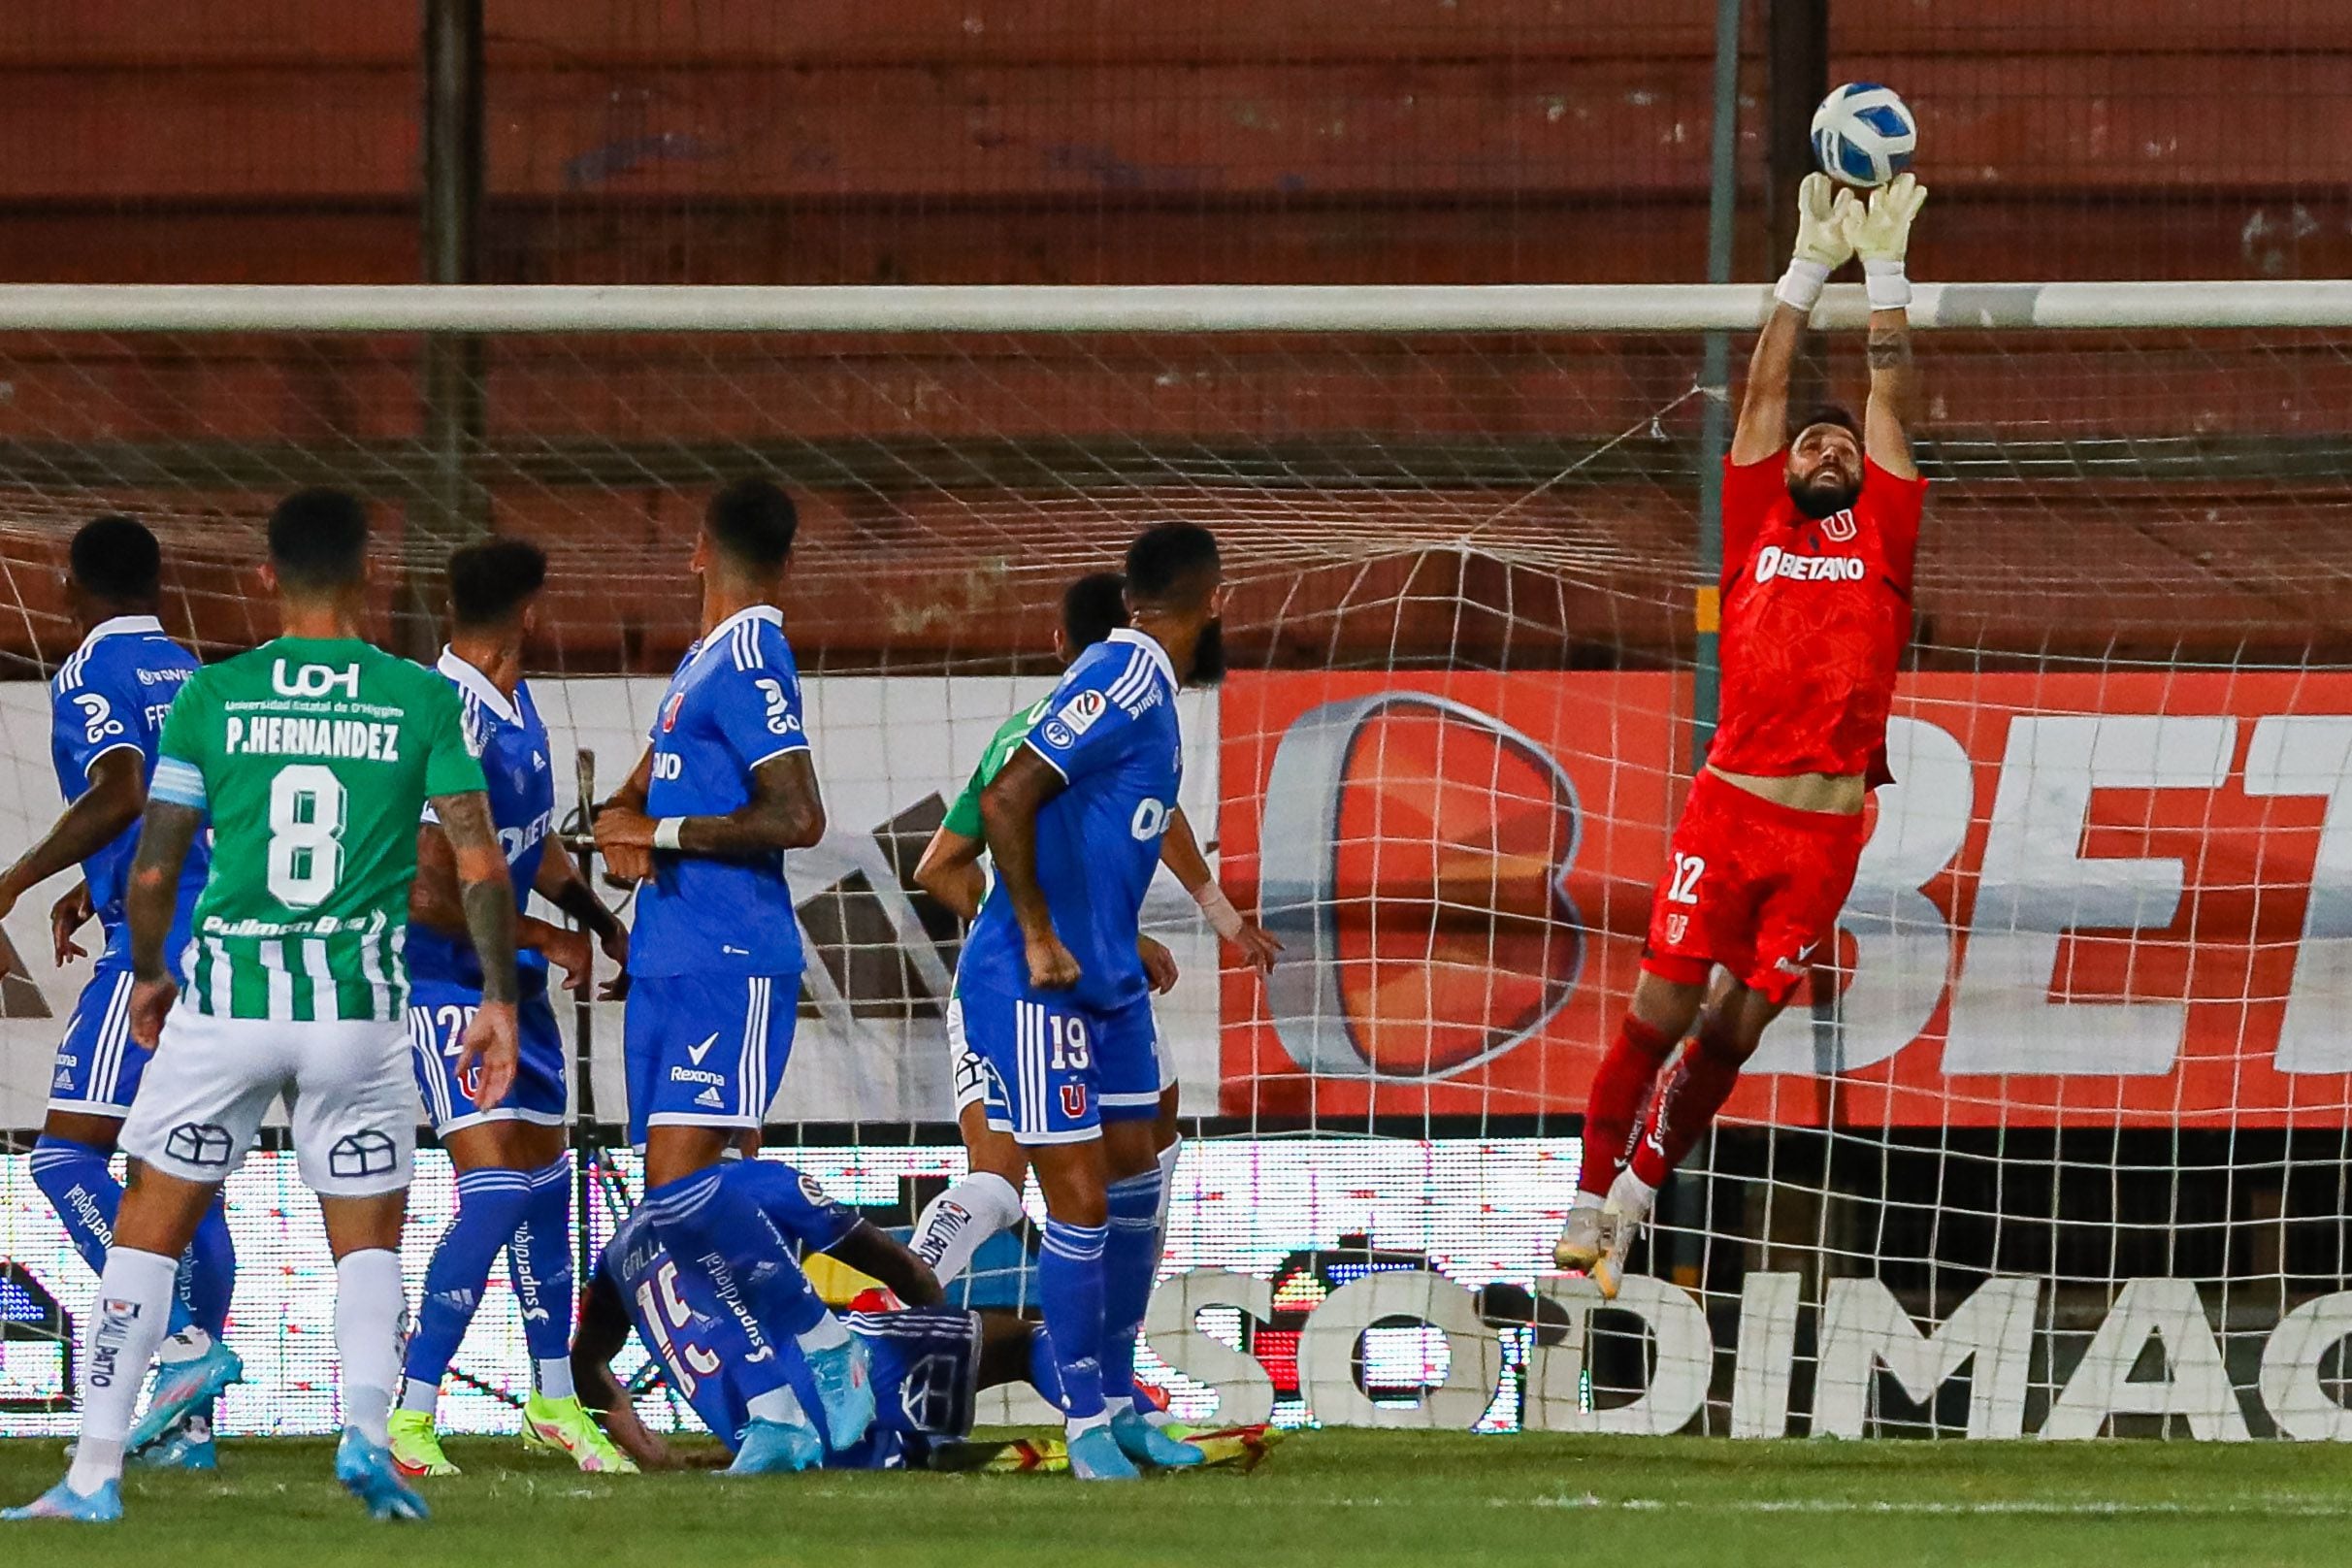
[0, 280, 2340, 334]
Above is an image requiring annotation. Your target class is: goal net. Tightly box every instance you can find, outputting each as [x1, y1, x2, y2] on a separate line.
[1, 282, 2349, 1443]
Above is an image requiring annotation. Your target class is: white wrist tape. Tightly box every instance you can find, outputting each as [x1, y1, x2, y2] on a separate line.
[653, 817, 685, 852]
[1192, 883, 1247, 942]
[1864, 258, 1911, 311]
[1774, 257, 1831, 312]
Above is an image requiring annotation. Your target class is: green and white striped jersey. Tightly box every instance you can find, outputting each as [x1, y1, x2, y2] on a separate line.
[150, 636, 487, 1023]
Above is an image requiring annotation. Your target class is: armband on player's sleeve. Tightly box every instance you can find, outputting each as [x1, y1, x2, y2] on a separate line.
[150, 756, 208, 809]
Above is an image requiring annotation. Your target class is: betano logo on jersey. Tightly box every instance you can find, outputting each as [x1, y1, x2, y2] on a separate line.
[1753, 545, 1867, 583]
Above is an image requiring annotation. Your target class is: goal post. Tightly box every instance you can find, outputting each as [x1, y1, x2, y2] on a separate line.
[0, 281, 2347, 1441]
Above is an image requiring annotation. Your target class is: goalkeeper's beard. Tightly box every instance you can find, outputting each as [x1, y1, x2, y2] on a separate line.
[1185, 618, 1228, 688]
[1788, 471, 1862, 519]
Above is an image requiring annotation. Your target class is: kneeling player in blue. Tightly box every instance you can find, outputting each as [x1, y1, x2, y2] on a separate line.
[391, 540, 635, 1479]
[952, 522, 1228, 1481]
[572, 1156, 1139, 1475]
[572, 1155, 947, 1472]
[594, 479, 874, 1462]
[0, 515, 237, 1471]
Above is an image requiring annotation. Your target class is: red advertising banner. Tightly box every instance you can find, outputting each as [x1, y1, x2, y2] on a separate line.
[1218, 670, 2352, 1128]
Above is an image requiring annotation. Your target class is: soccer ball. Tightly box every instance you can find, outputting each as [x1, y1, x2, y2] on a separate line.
[1810, 82, 1917, 187]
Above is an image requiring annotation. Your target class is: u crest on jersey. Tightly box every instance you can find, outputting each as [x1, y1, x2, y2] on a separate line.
[1821, 509, 1858, 542]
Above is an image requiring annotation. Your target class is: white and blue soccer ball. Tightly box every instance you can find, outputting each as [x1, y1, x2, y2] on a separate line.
[1810, 82, 1916, 187]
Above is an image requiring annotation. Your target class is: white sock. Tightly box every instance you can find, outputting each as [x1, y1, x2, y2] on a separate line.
[1155, 1137, 1183, 1233]
[745, 1386, 808, 1425]
[536, 1357, 576, 1401]
[909, 1170, 1024, 1287]
[397, 1380, 439, 1418]
[335, 1249, 406, 1447]
[796, 1312, 850, 1355]
[1609, 1166, 1658, 1219]
[1103, 1394, 1134, 1420]
[1141, 1407, 1178, 1430]
[1067, 1409, 1112, 1438]
[1570, 1189, 1605, 1213]
[66, 1246, 179, 1494]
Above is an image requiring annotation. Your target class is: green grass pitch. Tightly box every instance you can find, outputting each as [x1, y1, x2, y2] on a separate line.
[6, 1432, 2351, 1567]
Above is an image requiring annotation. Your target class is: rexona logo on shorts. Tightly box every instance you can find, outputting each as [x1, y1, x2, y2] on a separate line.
[1057, 689, 1107, 735]
[1754, 546, 1866, 584]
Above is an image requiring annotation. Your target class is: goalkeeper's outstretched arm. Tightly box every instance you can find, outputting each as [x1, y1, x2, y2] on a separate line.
[1846, 173, 1928, 480]
[1733, 172, 1856, 465]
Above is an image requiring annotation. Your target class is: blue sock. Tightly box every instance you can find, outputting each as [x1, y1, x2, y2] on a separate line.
[507, 1158, 576, 1374]
[1100, 1169, 1162, 1407]
[401, 1165, 534, 1398]
[1039, 1218, 1109, 1425]
[642, 1167, 827, 1399]
[30, 1136, 121, 1278]
[179, 1193, 237, 1340]
[1027, 1323, 1067, 1409]
[33, 1135, 207, 1335]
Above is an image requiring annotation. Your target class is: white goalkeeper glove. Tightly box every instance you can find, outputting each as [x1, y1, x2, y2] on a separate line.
[1843, 173, 1929, 311]
[1775, 172, 1857, 313]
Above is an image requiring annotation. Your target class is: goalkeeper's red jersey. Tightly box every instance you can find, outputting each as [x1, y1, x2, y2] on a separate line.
[1707, 449, 1926, 785]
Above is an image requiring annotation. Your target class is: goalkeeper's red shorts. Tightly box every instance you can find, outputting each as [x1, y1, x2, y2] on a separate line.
[1639, 768, 1868, 1005]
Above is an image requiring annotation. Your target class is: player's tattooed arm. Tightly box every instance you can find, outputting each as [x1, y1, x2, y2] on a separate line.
[123, 798, 204, 1046]
[435, 789, 523, 1109]
[1864, 307, 1919, 478]
[0, 747, 148, 927]
[978, 747, 1080, 990]
[433, 791, 519, 1004]
[601, 750, 827, 863]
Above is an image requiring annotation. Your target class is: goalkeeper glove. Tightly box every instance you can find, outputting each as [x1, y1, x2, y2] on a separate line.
[1843, 173, 1929, 310]
[1775, 172, 1857, 312]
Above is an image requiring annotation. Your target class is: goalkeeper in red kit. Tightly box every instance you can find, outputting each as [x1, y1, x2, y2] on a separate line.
[1555, 169, 1931, 1296]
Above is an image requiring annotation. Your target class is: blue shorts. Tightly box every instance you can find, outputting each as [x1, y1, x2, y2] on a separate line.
[623, 971, 799, 1143]
[47, 964, 146, 1118]
[952, 981, 1160, 1146]
[819, 1307, 983, 1468]
[407, 978, 568, 1135]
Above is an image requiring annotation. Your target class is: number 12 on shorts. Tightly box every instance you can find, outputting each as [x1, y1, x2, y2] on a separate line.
[1667, 852, 1706, 904]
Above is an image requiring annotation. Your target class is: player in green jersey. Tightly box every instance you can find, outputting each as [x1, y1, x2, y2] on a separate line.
[6, 490, 523, 1527]
[906, 572, 1279, 1326]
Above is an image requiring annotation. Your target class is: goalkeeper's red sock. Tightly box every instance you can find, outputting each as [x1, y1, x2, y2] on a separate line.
[1629, 1022, 1747, 1190]
[1577, 1016, 1678, 1197]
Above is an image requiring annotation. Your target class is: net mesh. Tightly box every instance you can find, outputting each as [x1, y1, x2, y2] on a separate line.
[0, 317, 2348, 1439]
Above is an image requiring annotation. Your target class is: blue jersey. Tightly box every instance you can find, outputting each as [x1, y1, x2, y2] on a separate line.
[960, 629, 1182, 1011]
[407, 650, 555, 993]
[49, 615, 209, 964]
[604, 1159, 864, 1446]
[630, 606, 811, 979]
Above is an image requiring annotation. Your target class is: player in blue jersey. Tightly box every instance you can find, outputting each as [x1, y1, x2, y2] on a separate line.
[956, 522, 1227, 1481]
[594, 477, 875, 1472]
[909, 572, 1278, 1401]
[570, 1156, 968, 1473]
[0, 515, 238, 1470]
[389, 539, 635, 1479]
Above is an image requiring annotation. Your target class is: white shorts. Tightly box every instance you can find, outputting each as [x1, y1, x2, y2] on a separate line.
[945, 997, 990, 1118]
[118, 1005, 418, 1198]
